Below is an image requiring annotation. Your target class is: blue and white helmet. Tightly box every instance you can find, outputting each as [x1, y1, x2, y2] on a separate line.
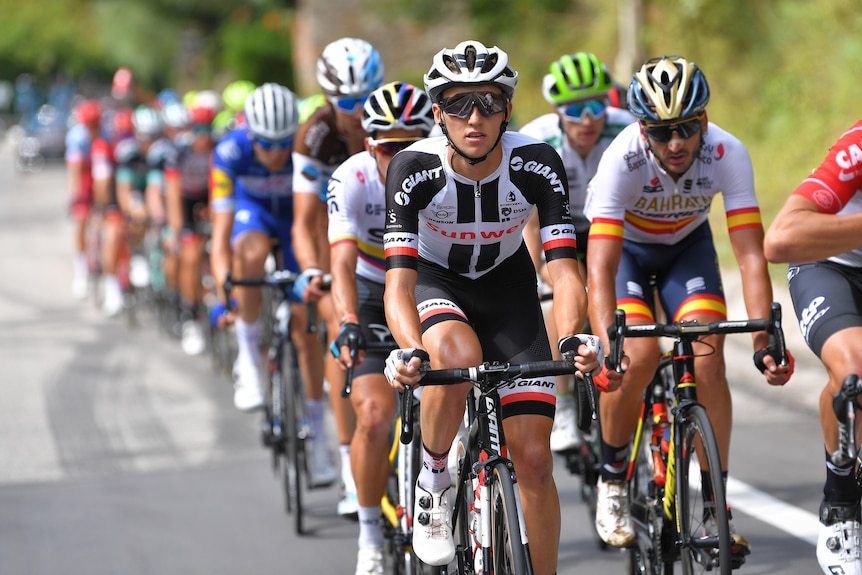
[316, 38, 385, 97]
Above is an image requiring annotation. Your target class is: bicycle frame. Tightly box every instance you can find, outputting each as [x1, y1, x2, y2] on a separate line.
[610, 302, 788, 574]
[410, 358, 578, 575]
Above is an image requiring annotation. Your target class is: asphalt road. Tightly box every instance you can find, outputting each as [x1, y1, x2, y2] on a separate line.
[0, 139, 827, 574]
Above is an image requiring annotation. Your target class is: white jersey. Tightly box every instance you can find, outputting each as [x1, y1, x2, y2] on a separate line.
[519, 107, 635, 219]
[585, 121, 762, 245]
[327, 151, 386, 284]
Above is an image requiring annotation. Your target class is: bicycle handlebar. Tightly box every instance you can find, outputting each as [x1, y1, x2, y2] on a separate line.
[223, 270, 332, 334]
[606, 301, 788, 373]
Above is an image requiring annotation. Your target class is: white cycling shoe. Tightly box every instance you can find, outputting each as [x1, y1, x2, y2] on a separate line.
[817, 500, 862, 575]
[232, 358, 264, 412]
[413, 482, 455, 566]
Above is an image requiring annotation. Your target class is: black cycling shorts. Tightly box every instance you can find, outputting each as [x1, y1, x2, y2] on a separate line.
[788, 260, 862, 357]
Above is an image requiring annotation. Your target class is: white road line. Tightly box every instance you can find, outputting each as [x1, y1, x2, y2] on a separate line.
[727, 476, 820, 546]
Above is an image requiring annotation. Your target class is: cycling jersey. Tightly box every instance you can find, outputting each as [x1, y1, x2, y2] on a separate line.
[210, 127, 294, 217]
[292, 104, 352, 200]
[384, 132, 577, 280]
[790, 119, 862, 268]
[115, 136, 171, 193]
[326, 151, 386, 284]
[165, 144, 211, 201]
[65, 124, 95, 217]
[585, 122, 762, 245]
[518, 106, 635, 220]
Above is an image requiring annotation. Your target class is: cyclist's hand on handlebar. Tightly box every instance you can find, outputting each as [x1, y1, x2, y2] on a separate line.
[291, 268, 327, 303]
[559, 334, 604, 377]
[384, 348, 430, 392]
[209, 300, 237, 329]
[754, 346, 795, 386]
[329, 322, 365, 369]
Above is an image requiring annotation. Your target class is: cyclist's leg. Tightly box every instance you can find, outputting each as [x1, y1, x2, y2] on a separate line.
[789, 261, 862, 574]
[483, 265, 558, 575]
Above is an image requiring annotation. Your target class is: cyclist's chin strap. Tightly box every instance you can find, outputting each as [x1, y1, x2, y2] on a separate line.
[439, 115, 509, 166]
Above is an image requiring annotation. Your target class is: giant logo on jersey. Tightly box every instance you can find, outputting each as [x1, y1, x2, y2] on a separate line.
[509, 156, 565, 194]
[394, 165, 445, 206]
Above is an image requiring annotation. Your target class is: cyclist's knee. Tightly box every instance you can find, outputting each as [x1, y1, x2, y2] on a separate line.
[507, 430, 554, 487]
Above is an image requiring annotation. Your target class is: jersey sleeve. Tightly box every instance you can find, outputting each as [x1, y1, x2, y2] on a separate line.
[711, 133, 763, 233]
[512, 142, 578, 262]
[326, 161, 360, 245]
[210, 136, 240, 213]
[292, 151, 330, 197]
[791, 120, 862, 214]
[384, 151, 441, 271]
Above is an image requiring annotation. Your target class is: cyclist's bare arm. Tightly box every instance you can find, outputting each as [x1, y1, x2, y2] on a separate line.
[330, 240, 362, 367]
[523, 213, 548, 281]
[765, 194, 862, 263]
[210, 209, 234, 306]
[383, 267, 425, 390]
[728, 225, 792, 385]
[291, 191, 328, 301]
[586, 235, 626, 389]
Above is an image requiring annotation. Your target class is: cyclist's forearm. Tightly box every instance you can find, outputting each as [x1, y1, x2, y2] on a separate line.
[210, 211, 233, 303]
[547, 259, 587, 336]
[383, 270, 423, 350]
[292, 195, 323, 270]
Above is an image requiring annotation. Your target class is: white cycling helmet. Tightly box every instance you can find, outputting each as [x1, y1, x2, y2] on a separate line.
[132, 105, 163, 136]
[161, 101, 189, 129]
[316, 38, 385, 97]
[361, 81, 435, 136]
[244, 83, 299, 141]
[423, 40, 518, 103]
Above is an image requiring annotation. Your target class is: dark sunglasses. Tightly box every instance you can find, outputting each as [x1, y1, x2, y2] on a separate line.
[557, 98, 608, 122]
[439, 91, 507, 119]
[330, 94, 369, 114]
[253, 135, 294, 151]
[642, 116, 703, 143]
[369, 137, 421, 156]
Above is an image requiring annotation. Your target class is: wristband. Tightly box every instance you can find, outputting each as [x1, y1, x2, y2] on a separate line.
[340, 313, 359, 327]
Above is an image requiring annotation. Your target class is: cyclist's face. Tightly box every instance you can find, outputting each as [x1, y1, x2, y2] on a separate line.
[435, 84, 510, 160]
[366, 127, 424, 182]
[559, 103, 607, 158]
[252, 141, 292, 171]
[640, 114, 706, 178]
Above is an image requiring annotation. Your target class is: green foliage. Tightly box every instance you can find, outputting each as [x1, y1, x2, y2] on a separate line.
[219, 15, 296, 87]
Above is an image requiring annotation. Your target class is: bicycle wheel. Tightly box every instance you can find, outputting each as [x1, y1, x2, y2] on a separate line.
[489, 462, 531, 575]
[677, 404, 731, 575]
[281, 340, 305, 535]
[449, 433, 476, 575]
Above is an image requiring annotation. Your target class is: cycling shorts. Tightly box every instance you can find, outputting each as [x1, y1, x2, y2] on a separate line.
[350, 276, 396, 379]
[414, 245, 556, 420]
[616, 222, 726, 322]
[180, 197, 209, 236]
[231, 198, 299, 273]
[788, 260, 862, 357]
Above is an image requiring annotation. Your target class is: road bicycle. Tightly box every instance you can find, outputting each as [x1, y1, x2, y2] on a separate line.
[224, 269, 328, 535]
[408, 353, 586, 575]
[606, 302, 788, 575]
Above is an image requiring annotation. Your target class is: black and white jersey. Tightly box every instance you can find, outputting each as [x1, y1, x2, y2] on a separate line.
[384, 132, 577, 280]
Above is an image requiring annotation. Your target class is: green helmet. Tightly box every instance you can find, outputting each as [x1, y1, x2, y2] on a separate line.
[541, 52, 614, 105]
[222, 80, 256, 113]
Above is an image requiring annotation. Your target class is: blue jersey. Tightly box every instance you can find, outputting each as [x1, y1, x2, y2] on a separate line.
[210, 127, 294, 219]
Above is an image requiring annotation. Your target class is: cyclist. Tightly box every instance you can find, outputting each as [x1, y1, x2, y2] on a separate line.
[66, 99, 103, 299]
[291, 37, 385, 511]
[328, 80, 436, 575]
[208, 83, 337, 486]
[382, 40, 599, 575]
[164, 104, 217, 356]
[763, 119, 862, 575]
[584, 55, 793, 551]
[520, 51, 636, 454]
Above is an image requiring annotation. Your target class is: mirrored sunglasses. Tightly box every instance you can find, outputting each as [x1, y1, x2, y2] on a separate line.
[331, 94, 369, 114]
[253, 135, 294, 151]
[557, 98, 608, 122]
[369, 137, 421, 157]
[439, 91, 507, 119]
[642, 116, 703, 143]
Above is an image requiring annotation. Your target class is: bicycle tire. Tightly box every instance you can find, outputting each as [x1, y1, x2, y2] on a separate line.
[449, 433, 476, 575]
[489, 462, 531, 575]
[281, 340, 305, 535]
[677, 404, 731, 575]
